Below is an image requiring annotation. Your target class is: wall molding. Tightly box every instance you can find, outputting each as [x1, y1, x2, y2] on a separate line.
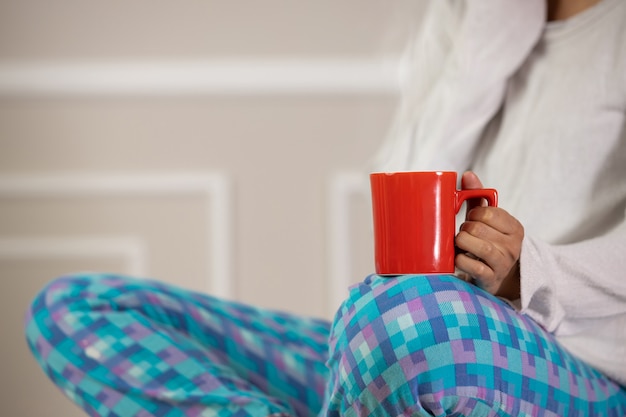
[0, 236, 147, 276]
[0, 58, 402, 97]
[327, 171, 370, 314]
[0, 172, 232, 298]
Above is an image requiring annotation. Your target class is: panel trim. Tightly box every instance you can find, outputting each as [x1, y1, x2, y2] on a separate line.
[0, 58, 402, 97]
[327, 171, 369, 314]
[0, 236, 147, 276]
[0, 172, 232, 297]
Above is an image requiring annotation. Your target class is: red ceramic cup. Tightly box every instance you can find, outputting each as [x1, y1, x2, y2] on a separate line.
[370, 171, 498, 275]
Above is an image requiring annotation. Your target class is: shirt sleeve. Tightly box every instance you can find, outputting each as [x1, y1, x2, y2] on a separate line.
[519, 217, 626, 385]
[519, 220, 626, 335]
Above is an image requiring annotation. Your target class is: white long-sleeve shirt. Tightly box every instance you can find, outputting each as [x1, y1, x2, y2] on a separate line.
[375, 0, 626, 385]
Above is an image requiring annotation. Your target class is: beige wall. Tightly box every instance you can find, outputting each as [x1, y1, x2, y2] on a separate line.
[0, 1, 426, 415]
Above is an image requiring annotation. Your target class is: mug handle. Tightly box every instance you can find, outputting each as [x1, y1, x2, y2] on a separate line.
[455, 189, 498, 213]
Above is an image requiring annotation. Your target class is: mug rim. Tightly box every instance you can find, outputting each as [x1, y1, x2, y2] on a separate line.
[370, 170, 457, 176]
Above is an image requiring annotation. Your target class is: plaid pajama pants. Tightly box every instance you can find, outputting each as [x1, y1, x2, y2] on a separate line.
[25, 273, 626, 417]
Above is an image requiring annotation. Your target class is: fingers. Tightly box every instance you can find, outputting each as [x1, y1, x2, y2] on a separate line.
[465, 206, 522, 235]
[456, 172, 524, 298]
[455, 253, 494, 291]
[455, 226, 503, 289]
[455, 206, 524, 295]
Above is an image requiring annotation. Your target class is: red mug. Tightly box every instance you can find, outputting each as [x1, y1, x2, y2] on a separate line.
[370, 171, 498, 275]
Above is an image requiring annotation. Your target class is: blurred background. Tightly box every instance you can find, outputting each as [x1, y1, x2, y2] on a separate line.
[0, 1, 425, 415]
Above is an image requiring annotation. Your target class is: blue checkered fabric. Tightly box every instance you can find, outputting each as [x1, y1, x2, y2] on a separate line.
[26, 274, 329, 417]
[321, 274, 626, 416]
[25, 273, 626, 417]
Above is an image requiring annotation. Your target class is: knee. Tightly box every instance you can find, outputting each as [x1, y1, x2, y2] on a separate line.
[324, 274, 497, 411]
[24, 273, 135, 348]
[330, 274, 482, 351]
[28, 273, 132, 314]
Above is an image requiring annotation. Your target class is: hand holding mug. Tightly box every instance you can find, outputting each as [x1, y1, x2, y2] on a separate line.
[455, 171, 524, 300]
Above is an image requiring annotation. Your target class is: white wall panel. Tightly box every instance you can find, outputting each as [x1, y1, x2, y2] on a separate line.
[0, 172, 232, 296]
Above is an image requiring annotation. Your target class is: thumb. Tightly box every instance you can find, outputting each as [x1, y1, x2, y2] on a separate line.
[462, 170, 484, 190]
[462, 171, 486, 213]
